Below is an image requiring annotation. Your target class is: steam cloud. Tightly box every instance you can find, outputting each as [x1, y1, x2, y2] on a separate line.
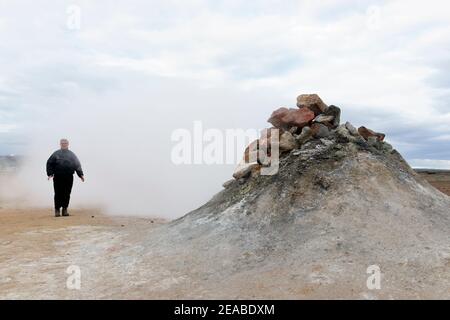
[13, 79, 280, 218]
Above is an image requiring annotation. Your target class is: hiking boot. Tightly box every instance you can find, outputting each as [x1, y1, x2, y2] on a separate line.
[55, 208, 61, 217]
[62, 208, 69, 216]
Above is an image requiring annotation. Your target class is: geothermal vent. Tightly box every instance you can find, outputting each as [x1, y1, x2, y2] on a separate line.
[138, 94, 450, 299]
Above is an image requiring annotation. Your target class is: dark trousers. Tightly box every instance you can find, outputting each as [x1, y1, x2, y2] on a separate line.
[53, 174, 74, 209]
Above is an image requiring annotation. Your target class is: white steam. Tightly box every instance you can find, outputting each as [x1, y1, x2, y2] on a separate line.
[13, 79, 282, 219]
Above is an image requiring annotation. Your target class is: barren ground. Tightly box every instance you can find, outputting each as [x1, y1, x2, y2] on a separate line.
[0, 207, 166, 299]
[415, 170, 450, 196]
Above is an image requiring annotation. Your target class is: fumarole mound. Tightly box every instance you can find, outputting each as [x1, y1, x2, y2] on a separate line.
[139, 94, 449, 299]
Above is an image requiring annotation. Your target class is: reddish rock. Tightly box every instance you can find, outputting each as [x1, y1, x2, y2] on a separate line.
[267, 107, 289, 129]
[259, 127, 279, 143]
[296, 94, 328, 116]
[243, 140, 259, 163]
[284, 108, 315, 129]
[268, 107, 315, 130]
[244, 136, 273, 166]
[258, 127, 281, 155]
[243, 141, 262, 165]
[358, 126, 385, 142]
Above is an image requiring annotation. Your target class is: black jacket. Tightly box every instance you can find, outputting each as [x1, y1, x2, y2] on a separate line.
[46, 149, 84, 177]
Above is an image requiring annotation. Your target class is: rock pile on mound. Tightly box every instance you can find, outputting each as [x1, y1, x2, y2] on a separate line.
[232, 94, 388, 181]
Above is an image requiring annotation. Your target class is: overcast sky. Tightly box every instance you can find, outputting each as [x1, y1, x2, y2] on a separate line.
[1, 0, 449, 169]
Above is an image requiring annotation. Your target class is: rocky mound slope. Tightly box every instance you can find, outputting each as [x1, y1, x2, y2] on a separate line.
[137, 94, 449, 299]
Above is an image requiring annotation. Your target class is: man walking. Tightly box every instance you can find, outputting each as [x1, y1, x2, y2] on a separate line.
[46, 139, 84, 217]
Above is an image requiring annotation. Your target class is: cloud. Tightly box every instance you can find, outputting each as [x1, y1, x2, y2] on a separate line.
[0, 124, 17, 133]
